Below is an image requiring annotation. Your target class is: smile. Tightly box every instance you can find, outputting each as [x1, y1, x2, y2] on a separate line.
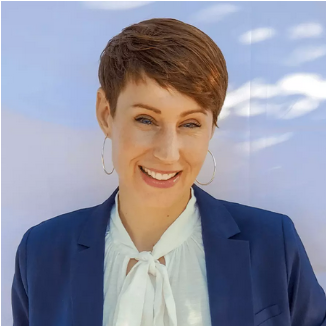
[139, 165, 182, 188]
[139, 166, 181, 180]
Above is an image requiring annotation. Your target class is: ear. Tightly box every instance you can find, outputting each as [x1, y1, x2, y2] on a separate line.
[96, 87, 112, 139]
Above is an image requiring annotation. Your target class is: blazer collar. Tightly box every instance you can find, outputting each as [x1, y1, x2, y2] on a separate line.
[71, 184, 254, 326]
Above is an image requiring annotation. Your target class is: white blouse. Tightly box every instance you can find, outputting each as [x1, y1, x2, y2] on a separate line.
[102, 186, 212, 326]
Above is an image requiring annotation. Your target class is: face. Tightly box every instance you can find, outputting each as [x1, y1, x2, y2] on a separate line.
[96, 74, 215, 208]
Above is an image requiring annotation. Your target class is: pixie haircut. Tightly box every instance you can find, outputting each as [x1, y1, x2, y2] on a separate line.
[98, 18, 228, 129]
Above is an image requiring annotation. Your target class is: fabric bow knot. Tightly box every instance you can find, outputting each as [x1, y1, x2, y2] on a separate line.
[135, 251, 157, 276]
[112, 249, 177, 326]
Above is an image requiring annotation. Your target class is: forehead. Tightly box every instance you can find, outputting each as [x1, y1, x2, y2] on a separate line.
[118, 74, 201, 113]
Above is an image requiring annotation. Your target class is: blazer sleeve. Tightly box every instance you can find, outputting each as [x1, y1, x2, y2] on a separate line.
[11, 227, 34, 326]
[282, 215, 326, 325]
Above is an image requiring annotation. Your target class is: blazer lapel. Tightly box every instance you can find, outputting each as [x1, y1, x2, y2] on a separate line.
[194, 184, 254, 326]
[71, 186, 119, 326]
[71, 184, 254, 326]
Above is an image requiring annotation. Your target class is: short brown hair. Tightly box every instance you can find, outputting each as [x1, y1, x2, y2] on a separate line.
[98, 18, 228, 128]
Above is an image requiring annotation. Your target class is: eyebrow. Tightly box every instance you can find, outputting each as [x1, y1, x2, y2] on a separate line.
[131, 103, 207, 117]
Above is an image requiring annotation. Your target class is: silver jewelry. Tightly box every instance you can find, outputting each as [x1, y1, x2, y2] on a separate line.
[101, 136, 216, 185]
[195, 149, 216, 186]
[101, 136, 115, 175]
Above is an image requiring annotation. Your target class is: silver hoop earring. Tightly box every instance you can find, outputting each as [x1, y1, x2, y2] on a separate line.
[102, 136, 115, 175]
[195, 149, 216, 186]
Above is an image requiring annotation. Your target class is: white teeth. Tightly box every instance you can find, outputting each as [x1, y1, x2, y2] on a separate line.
[142, 167, 177, 180]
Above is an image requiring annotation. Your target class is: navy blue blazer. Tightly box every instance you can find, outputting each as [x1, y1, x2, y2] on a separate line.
[12, 184, 326, 326]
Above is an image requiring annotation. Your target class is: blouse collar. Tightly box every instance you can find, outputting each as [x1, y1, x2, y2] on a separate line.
[108, 186, 199, 258]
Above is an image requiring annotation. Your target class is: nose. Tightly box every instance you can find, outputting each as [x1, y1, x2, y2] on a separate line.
[153, 127, 180, 163]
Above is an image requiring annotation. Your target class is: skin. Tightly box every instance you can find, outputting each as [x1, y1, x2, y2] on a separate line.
[96, 74, 215, 261]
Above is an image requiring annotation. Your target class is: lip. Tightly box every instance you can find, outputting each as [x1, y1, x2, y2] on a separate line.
[139, 166, 182, 188]
[139, 165, 182, 174]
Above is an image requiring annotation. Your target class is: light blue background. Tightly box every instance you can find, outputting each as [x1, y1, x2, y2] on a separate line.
[2, 2, 326, 325]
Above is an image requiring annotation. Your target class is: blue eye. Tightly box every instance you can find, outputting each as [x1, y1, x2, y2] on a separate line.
[135, 117, 200, 128]
[183, 122, 201, 128]
[136, 117, 153, 125]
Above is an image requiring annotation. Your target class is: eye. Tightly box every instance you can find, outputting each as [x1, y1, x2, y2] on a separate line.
[183, 122, 201, 128]
[135, 117, 154, 125]
[135, 117, 201, 128]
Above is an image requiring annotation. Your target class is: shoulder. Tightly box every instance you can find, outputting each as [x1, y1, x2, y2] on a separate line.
[216, 197, 293, 240]
[218, 197, 288, 223]
[20, 204, 100, 249]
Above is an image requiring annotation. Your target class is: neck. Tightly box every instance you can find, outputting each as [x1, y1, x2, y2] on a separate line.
[117, 186, 192, 252]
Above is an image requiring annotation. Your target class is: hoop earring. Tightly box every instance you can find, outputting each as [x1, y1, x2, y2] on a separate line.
[195, 149, 216, 186]
[102, 136, 115, 175]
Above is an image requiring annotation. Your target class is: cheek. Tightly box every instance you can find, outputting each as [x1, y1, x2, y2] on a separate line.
[111, 131, 132, 173]
[124, 129, 155, 152]
[191, 149, 208, 170]
[113, 131, 147, 171]
[183, 143, 208, 171]
[123, 132, 150, 151]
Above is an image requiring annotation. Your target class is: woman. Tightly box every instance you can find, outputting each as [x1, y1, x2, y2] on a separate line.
[12, 18, 326, 326]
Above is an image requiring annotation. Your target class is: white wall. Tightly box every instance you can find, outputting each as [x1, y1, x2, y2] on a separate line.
[2, 1, 326, 324]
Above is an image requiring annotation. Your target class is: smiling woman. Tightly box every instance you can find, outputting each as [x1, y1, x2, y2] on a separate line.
[11, 17, 326, 326]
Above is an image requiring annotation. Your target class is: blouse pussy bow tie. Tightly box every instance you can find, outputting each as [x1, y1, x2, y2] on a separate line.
[112, 249, 178, 326]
